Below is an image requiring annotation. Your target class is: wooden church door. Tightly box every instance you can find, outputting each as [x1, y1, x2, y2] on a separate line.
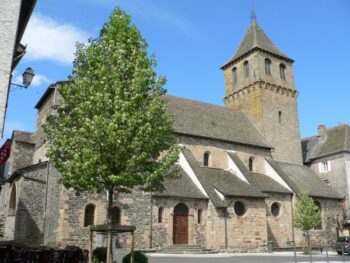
[173, 203, 189, 244]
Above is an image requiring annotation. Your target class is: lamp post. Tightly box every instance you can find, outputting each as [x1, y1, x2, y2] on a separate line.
[11, 67, 35, 88]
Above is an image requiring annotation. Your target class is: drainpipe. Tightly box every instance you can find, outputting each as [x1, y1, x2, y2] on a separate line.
[149, 195, 153, 249]
[224, 207, 228, 251]
[42, 161, 50, 245]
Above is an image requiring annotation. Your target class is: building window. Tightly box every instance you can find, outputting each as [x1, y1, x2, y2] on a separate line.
[232, 67, 237, 85]
[158, 207, 163, 223]
[314, 201, 322, 229]
[319, 161, 331, 173]
[111, 207, 121, 225]
[234, 201, 246, 216]
[244, 61, 249, 77]
[265, 58, 271, 75]
[248, 156, 254, 172]
[84, 204, 95, 227]
[203, 152, 210, 167]
[271, 202, 281, 217]
[8, 185, 16, 216]
[280, 64, 286, 80]
[278, 111, 282, 124]
[198, 209, 202, 224]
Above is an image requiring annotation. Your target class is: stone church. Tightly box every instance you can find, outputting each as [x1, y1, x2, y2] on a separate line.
[0, 18, 346, 252]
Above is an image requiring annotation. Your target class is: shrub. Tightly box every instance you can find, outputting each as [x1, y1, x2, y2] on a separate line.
[122, 251, 148, 263]
[93, 247, 107, 262]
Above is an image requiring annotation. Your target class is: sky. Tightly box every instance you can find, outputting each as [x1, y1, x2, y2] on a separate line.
[5, 0, 350, 142]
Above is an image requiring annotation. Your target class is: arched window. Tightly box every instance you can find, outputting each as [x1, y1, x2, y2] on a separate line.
[8, 185, 16, 216]
[278, 111, 282, 124]
[203, 152, 210, 167]
[280, 64, 286, 80]
[265, 58, 271, 75]
[244, 61, 249, 77]
[198, 209, 202, 224]
[158, 207, 163, 223]
[314, 201, 322, 229]
[232, 67, 237, 85]
[234, 201, 246, 216]
[248, 156, 254, 172]
[111, 207, 121, 225]
[84, 204, 95, 227]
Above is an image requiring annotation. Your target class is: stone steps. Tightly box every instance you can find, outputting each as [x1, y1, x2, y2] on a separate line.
[159, 244, 216, 254]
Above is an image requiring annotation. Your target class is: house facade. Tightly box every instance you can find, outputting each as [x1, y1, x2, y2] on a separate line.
[0, 18, 345, 253]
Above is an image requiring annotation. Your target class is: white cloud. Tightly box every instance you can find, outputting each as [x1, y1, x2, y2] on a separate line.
[14, 74, 50, 87]
[22, 13, 90, 65]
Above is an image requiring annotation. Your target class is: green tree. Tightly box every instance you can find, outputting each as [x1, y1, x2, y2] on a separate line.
[293, 191, 321, 262]
[44, 7, 180, 263]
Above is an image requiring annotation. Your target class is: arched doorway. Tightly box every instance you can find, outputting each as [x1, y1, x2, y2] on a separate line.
[173, 203, 189, 244]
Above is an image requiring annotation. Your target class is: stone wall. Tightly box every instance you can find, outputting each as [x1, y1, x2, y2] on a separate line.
[14, 163, 48, 244]
[176, 134, 272, 159]
[206, 197, 268, 252]
[0, 0, 21, 136]
[152, 197, 207, 248]
[265, 193, 293, 248]
[43, 164, 62, 247]
[7, 131, 35, 177]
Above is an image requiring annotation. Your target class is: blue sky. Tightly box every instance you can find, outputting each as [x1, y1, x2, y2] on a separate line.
[5, 0, 350, 142]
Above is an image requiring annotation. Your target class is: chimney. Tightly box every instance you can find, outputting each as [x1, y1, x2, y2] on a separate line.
[318, 125, 327, 142]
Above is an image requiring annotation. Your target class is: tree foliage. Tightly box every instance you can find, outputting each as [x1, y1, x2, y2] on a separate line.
[44, 7, 180, 195]
[293, 191, 321, 231]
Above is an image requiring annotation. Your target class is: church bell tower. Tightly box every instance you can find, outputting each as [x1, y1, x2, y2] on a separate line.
[222, 15, 302, 164]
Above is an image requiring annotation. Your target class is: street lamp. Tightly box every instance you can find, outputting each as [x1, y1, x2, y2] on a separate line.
[11, 67, 35, 88]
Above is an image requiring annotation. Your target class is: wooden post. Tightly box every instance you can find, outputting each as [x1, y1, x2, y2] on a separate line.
[89, 229, 93, 263]
[131, 230, 135, 263]
[107, 229, 112, 263]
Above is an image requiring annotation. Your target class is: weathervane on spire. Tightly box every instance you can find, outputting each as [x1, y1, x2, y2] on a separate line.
[251, 4, 257, 23]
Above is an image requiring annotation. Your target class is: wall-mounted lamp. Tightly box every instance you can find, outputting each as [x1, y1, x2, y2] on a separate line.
[11, 67, 35, 88]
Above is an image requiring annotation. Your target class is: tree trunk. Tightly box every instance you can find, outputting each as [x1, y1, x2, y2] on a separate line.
[307, 230, 312, 263]
[106, 188, 114, 263]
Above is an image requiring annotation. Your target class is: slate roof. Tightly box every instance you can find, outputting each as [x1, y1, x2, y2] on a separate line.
[183, 150, 265, 207]
[302, 124, 350, 162]
[164, 95, 271, 149]
[153, 165, 207, 200]
[266, 158, 343, 200]
[227, 152, 291, 194]
[222, 20, 293, 69]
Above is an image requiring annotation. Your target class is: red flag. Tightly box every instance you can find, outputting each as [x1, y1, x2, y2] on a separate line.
[0, 140, 11, 166]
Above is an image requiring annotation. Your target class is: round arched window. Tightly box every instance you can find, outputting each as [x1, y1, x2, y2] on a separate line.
[271, 202, 280, 217]
[234, 201, 246, 216]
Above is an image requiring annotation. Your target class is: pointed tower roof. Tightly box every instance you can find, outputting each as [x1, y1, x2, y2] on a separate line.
[221, 20, 293, 69]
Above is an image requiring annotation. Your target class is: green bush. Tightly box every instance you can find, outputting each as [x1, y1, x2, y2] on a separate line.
[122, 251, 148, 263]
[93, 247, 107, 262]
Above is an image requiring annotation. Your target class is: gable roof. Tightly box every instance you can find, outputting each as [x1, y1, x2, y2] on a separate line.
[153, 165, 208, 200]
[183, 150, 265, 207]
[266, 158, 343, 200]
[302, 124, 350, 162]
[221, 20, 293, 69]
[227, 152, 291, 194]
[164, 95, 272, 150]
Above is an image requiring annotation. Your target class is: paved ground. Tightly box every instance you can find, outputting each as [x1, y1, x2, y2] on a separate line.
[113, 251, 350, 263]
